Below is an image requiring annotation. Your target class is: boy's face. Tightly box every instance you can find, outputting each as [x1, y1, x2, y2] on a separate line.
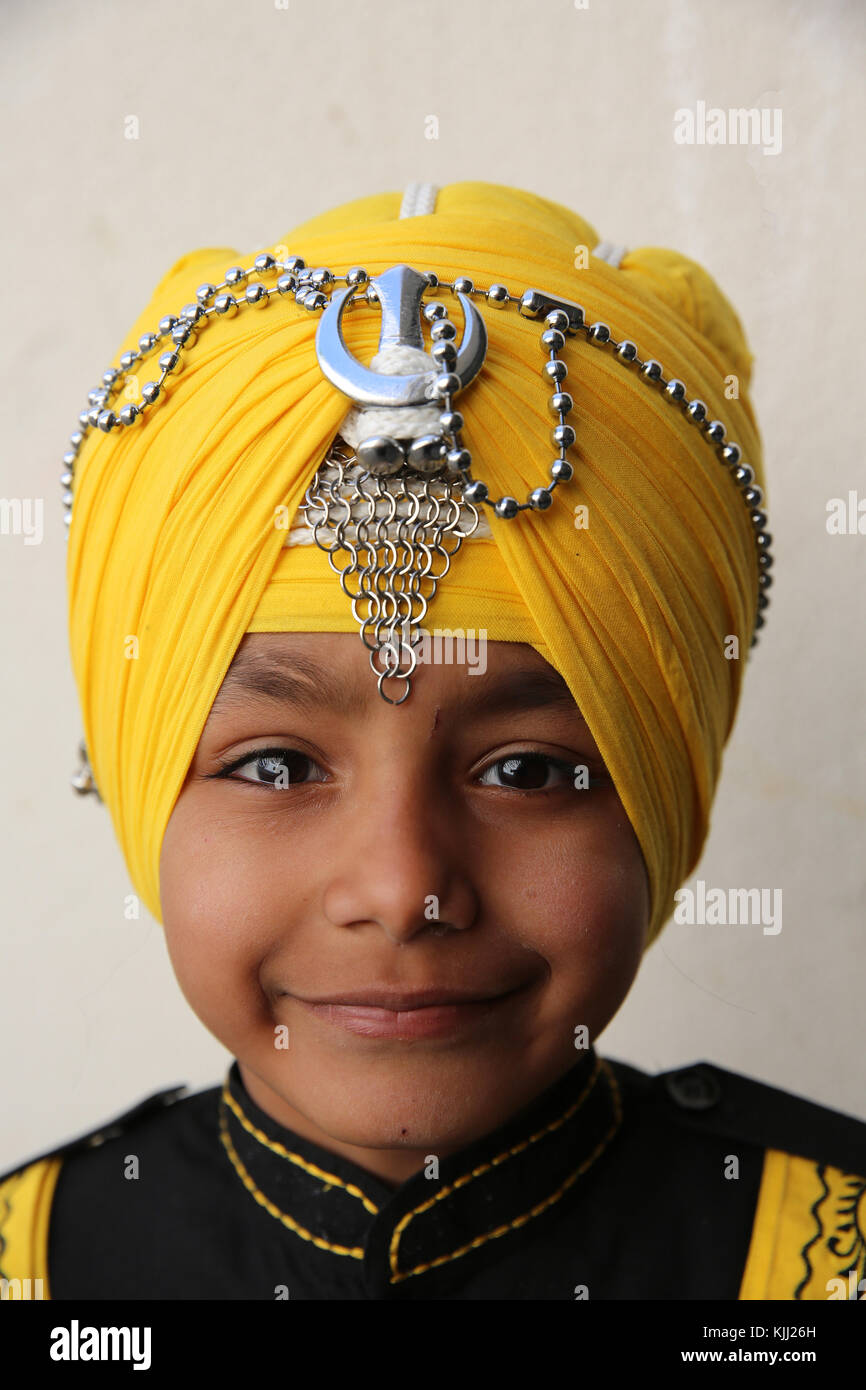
[160, 631, 650, 1185]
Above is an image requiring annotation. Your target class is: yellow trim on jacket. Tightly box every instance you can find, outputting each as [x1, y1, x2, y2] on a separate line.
[739, 1150, 866, 1300]
[0, 1158, 62, 1300]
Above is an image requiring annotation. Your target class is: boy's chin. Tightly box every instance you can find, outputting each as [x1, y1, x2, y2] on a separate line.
[277, 1055, 578, 1159]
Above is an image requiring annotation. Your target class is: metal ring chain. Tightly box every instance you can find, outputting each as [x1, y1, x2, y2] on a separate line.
[301, 448, 480, 704]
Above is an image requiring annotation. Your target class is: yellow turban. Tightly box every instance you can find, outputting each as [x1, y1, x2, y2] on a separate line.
[67, 181, 765, 945]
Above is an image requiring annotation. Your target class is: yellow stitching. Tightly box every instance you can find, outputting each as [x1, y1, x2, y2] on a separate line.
[222, 1081, 380, 1217]
[388, 1057, 621, 1283]
[218, 1096, 365, 1260]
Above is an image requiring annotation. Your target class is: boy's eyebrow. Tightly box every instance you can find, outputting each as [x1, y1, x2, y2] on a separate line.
[212, 650, 584, 721]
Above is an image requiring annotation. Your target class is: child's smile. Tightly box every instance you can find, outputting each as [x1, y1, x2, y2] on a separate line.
[159, 630, 649, 1187]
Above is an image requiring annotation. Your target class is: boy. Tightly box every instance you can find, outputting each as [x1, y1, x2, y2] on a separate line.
[2, 180, 864, 1300]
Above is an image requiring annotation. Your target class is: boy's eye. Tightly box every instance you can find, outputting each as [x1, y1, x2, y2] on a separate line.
[477, 753, 607, 792]
[219, 748, 326, 787]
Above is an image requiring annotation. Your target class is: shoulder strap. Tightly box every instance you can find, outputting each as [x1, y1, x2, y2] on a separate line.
[0, 1082, 188, 1301]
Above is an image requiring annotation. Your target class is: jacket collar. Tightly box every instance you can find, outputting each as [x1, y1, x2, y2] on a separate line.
[218, 1048, 622, 1295]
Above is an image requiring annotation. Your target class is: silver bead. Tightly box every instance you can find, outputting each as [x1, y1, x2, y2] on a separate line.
[529, 488, 553, 510]
[63, 512, 72, 528]
[309, 268, 333, 289]
[757, 593, 770, 610]
[357, 436, 405, 476]
[759, 572, 773, 588]
[346, 267, 368, 287]
[60, 470, 73, 487]
[407, 434, 448, 473]
[119, 351, 139, 371]
[543, 359, 568, 382]
[545, 309, 571, 333]
[705, 419, 726, 443]
[758, 551, 773, 568]
[686, 399, 707, 423]
[550, 458, 574, 482]
[225, 267, 248, 286]
[119, 404, 142, 427]
[463, 480, 488, 503]
[743, 485, 763, 507]
[453, 276, 474, 295]
[275, 275, 296, 296]
[69, 432, 84, 451]
[306, 290, 327, 311]
[447, 447, 471, 472]
[431, 340, 457, 367]
[158, 315, 178, 336]
[254, 253, 276, 274]
[97, 410, 117, 432]
[86, 406, 101, 428]
[617, 340, 638, 362]
[158, 350, 181, 374]
[439, 410, 463, 434]
[139, 332, 158, 354]
[549, 391, 573, 416]
[750, 510, 767, 529]
[62, 452, 76, 469]
[756, 531, 772, 549]
[424, 301, 447, 322]
[102, 368, 120, 387]
[432, 372, 460, 398]
[430, 318, 456, 341]
[423, 271, 439, 289]
[519, 289, 546, 318]
[79, 411, 91, 429]
[196, 282, 217, 304]
[88, 388, 108, 407]
[214, 293, 238, 316]
[589, 322, 611, 344]
[283, 255, 305, 274]
[181, 302, 206, 324]
[721, 443, 741, 466]
[487, 284, 509, 306]
[62, 489, 74, 507]
[541, 328, 566, 352]
[733, 463, 754, 486]
[551, 423, 576, 449]
[171, 322, 194, 346]
[754, 613, 766, 630]
[142, 381, 161, 404]
[641, 359, 663, 382]
[665, 378, 686, 402]
[495, 496, 519, 519]
[245, 283, 269, 307]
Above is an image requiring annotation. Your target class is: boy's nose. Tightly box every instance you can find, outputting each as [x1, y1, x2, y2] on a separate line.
[321, 771, 479, 944]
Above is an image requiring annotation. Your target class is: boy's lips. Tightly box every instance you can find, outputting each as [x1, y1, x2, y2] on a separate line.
[285, 982, 534, 1040]
[293, 985, 525, 1009]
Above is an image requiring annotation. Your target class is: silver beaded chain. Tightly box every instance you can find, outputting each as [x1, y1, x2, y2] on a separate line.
[60, 251, 773, 647]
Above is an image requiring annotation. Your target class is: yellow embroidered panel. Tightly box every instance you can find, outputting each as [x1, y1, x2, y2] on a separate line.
[0, 1158, 62, 1300]
[739, 1150, 866, 1300]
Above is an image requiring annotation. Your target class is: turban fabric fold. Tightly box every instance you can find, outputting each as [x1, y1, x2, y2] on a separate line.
[67, 181, 765, 944]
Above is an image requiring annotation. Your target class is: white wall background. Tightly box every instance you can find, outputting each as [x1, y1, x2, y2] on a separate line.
[1, 0, 864, 1169]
